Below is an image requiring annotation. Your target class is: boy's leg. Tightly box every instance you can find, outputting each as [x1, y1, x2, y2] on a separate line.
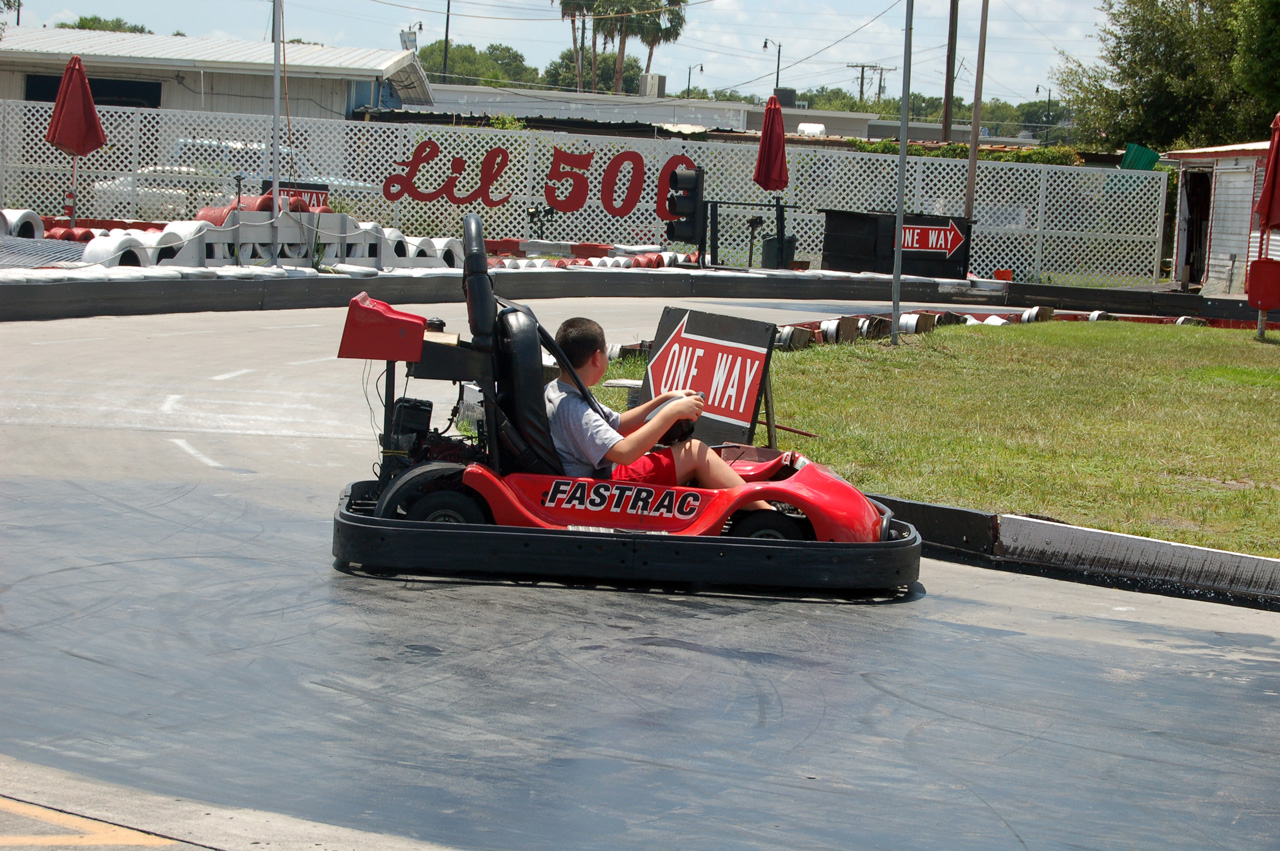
[670, 440, 772, 511]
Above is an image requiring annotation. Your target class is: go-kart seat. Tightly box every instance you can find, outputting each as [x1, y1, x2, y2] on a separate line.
[493, 307, 564, 475]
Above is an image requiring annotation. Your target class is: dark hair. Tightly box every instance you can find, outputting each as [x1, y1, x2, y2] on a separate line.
[555, 317, 606, 369]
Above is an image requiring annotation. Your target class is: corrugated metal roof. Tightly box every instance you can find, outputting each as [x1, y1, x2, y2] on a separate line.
[0, 26, 431, 102]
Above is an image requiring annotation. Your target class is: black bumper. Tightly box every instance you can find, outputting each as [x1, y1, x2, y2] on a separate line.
[333, 481, 922, 593]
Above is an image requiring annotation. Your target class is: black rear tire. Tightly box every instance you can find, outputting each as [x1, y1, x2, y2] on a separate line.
[404, 489, 486, 524]
[729, 510, 807, 540]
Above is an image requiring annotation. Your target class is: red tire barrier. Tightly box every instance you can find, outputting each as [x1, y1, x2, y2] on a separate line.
[569, 242, 611, 258]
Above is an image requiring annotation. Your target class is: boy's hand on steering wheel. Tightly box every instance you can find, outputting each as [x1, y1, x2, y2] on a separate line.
[671, 392, 704, 421]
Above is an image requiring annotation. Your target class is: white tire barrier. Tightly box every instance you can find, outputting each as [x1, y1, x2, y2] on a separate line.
[384, 227, 409, 258]
[430, 238, 464, 268]
[82, 233, 151, 267]
[2, 209, 43, 240]
[131, 229, 184, 264]
[404, 236, 439, 259]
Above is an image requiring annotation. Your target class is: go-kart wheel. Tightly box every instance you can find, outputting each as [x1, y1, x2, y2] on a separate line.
[729, 509, 806, 540]
[404, 489, 486, 524]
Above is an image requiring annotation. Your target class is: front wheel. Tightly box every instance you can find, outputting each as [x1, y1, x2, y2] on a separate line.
[404, 489, 486, 524]
[729, 509, 806, 540]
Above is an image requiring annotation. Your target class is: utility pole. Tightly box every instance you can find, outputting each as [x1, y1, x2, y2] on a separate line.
[847, 64, 887, 105]
[941, 0, 959, 142]
[442, 0, 452, 82]
[964, 0, 990, 221]
[877, 66, 897, 101]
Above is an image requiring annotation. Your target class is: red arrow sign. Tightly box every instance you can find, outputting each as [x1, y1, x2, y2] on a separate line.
[646, 313, 769, 428]
[901, 219, 965, 257]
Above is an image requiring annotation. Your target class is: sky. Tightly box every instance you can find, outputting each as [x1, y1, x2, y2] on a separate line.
[6, 1, 1108, 106]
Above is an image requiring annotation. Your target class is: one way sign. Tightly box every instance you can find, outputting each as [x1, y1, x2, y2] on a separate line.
[640, 308, 776, 444]
[901, 219, 965, 258]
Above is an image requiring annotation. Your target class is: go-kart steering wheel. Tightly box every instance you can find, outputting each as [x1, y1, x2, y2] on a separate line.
[646, 392, 703, 445]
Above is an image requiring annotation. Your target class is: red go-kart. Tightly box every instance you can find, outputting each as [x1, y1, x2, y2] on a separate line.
[332, 214, 920, 592]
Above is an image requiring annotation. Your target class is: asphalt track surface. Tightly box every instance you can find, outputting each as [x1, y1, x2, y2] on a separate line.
[3, 297, 1280, 850]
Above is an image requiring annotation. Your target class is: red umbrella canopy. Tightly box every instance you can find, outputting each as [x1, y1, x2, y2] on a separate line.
[44, 56, 106, 158]
[1254, 113, 1280, 231]
[753, 95, 788, 192]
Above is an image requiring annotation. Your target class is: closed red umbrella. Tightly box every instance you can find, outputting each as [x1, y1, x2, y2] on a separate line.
[1248, 113, 1280, 337]
[44, 56, 106, 226]
[1254, 113, 1280, 231]
[753, 95, 788, 191]
[754, 95, 791, 267]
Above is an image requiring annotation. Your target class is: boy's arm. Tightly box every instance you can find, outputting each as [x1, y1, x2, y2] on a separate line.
[605, 393, 703, 465]
[616, 389, 697, 435]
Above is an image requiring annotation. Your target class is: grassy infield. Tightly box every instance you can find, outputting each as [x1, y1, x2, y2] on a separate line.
[600, 321, 1280, 559]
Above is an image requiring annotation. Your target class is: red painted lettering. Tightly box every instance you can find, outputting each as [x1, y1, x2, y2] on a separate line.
[601, 151, 645, 217]
[544, 147, 595, 213]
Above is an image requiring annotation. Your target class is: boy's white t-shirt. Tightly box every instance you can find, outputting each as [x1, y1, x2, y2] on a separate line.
[544, 378, 622, 477]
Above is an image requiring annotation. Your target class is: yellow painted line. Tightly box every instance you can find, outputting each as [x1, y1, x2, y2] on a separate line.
[0, 797, 174, 846]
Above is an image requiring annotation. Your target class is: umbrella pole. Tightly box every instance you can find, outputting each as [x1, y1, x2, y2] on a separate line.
[774, 196, 785, 269]
[69, 155, 77, 228]
[1262, 230, 1271, 341]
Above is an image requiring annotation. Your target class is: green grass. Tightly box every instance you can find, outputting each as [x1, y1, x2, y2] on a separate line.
[601, 323, 1280, 558]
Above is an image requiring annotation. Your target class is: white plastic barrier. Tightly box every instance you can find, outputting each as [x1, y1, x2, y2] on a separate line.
[404, 236, 438, 258]
[130, 229, 184, 264]
[82, 233, 151, 267]
[1, 209, 43, 239]
[383, 227, 409, 259]
[430, 238, 464, 269]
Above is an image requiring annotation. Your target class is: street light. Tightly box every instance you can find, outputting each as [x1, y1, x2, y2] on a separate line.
[763, 39, 782, 90]
[686, 63, 703, 99]
[1036, 84, 1052, 143]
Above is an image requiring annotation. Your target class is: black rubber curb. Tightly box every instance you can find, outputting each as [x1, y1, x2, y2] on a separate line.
[870, 494, 1280, 611]
[3, 266, 1279, 324]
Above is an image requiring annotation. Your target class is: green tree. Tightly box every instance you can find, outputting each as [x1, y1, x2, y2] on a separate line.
[55, 15, 152, 33]
[1054, 0, 1268, 150]
[544, 48, 642, 94]
[484, 44, 541, 87]
[418, 40, 541, 88]
[712, 88, 761, 105]
[1232, 0, 1280, 109]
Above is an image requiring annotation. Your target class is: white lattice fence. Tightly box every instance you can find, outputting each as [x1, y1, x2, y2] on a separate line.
[1, 100, 1165, 286]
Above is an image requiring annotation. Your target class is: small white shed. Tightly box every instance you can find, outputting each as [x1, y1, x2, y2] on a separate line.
[0, 27, 433, 120]
[1166, 140, 1275, 296]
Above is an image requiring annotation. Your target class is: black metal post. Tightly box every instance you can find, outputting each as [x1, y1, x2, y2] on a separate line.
[708, 201, 719, 267]
[383, 362, 395, 442]
[442, 0, 452, 82]
[774, 196, 786, 269]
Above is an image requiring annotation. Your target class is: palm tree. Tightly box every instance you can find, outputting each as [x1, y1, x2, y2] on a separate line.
[595, 0, 642, 94]
[638, 0, 686, 75]
[558, 0, 592, 92]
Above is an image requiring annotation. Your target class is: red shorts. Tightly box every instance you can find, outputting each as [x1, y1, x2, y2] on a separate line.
[612, 448, 679, 486]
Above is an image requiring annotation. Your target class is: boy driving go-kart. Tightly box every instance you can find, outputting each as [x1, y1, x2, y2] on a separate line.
[330, 212, 921, 592]
[547, 317, 773, 512]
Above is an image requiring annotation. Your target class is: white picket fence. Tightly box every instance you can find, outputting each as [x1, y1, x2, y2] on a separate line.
[0, 100, 1166, 286]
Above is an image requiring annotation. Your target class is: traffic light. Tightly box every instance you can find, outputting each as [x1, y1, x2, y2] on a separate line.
[665, 167, 706, 249]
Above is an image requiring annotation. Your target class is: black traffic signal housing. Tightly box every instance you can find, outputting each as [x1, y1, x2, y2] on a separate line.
[664, 167, 706, 258]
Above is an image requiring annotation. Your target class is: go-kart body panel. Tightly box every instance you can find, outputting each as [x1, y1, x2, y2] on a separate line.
[462, 453, 882, 543]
